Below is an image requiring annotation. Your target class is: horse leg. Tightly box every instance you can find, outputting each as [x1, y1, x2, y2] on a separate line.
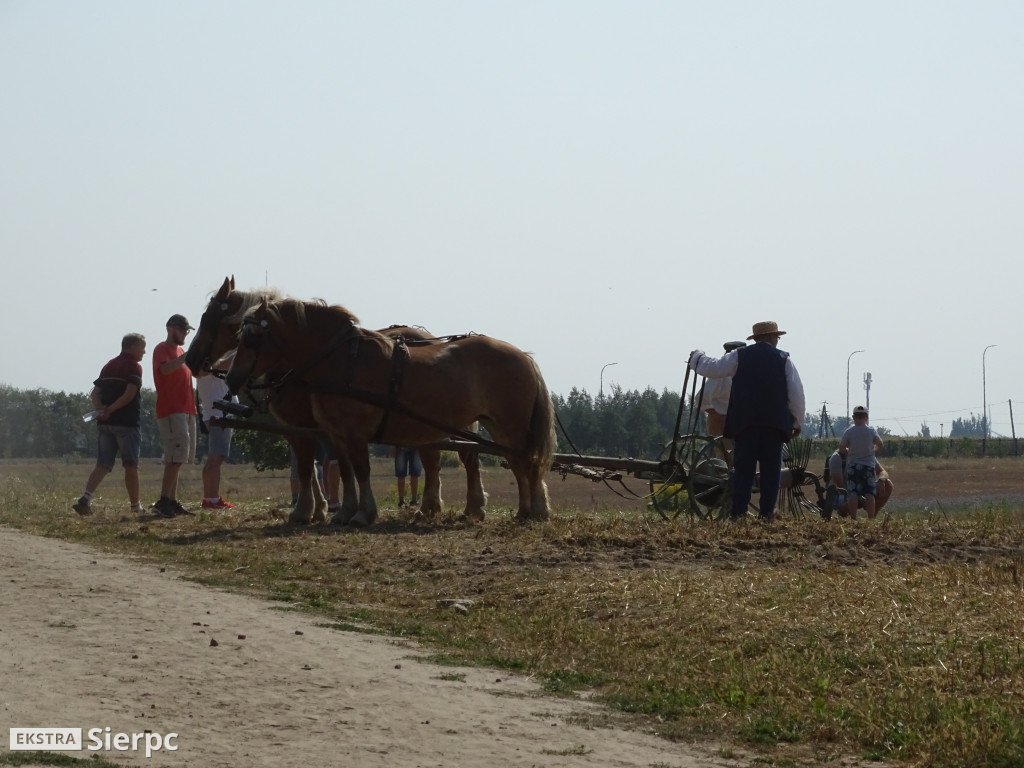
[331, 452, 360, 526]
[505, 458, 536, 522]
[528, 459, 551, 522]
[458, 447, 487, 521]
[346, 443, 378, 527]
[505, 456, 551, 522]
[417, 447, 443, 519]
[289, 436, 325, 525]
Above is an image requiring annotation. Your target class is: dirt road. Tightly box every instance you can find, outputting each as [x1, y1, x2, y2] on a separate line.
[0, 526, 736, 768]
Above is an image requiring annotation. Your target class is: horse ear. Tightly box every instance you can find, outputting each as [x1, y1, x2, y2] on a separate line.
[229, 275, 235, 290]
[216, 277, 232, 300]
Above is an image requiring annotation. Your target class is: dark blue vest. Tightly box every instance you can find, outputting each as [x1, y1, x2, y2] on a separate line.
[724, 342, 792, 439]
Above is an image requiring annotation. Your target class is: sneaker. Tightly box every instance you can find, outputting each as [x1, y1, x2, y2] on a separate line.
[170, 499, 193, 516]
[72, 496, 92, 516]
[153, 498, 175, 518]
[201, 498, 235, 509]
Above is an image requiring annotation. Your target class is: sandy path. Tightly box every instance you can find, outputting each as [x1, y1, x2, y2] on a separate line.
[0, 527, 731, 768]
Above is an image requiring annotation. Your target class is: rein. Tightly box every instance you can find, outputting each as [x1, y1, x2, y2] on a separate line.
[245, 320, 524, 458]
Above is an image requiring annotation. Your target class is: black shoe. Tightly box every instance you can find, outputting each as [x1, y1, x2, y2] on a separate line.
[72, 496, 92, 516]
[153, 498, 175, 518]
[170, 499, 193, 516]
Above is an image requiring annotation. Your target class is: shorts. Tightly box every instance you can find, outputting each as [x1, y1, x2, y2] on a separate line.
[206, 423, 234, 457]
[846, 463, 877, 497]
[96, 424, 141, 468]
[317, 437, 337, 462]
[394, 447, 422, 478]
[158, 413, 197, 465]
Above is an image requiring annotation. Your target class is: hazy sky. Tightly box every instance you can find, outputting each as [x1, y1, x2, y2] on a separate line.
[2, 1, 1021, 438]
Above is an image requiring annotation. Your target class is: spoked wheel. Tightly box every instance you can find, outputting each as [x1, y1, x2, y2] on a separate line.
[648, 452, 688, 521]
[649, 435, 732, 520]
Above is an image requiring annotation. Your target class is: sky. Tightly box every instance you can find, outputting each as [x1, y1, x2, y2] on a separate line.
[2, 1, 1022, 439]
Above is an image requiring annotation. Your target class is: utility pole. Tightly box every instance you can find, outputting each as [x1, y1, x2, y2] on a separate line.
[863, 372, 872, 414]
[818, 402, 834, 438]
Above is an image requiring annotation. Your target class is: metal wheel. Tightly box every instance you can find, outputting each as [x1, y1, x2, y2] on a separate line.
[649, 435, 732, 520]
[685, 437, 733, 519]
[648, 449, 688, 521]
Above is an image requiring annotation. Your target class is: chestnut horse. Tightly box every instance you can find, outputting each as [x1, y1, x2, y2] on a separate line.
[225, 297, 554, 525]
[183, 277, 487, 524]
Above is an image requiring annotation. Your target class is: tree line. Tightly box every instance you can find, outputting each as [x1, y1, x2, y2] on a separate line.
[0, 383, 1011, 463]
[0, 383, 698, 462]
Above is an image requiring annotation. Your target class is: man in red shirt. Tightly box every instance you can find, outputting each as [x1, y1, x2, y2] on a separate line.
[152, 314, 198, 517]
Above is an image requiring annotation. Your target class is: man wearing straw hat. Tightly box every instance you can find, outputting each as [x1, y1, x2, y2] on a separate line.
[689, 321, 805, 521]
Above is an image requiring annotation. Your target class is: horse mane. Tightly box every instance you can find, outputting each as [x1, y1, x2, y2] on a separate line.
[217, 287, 285, 324]
[257, 298, 362, 335]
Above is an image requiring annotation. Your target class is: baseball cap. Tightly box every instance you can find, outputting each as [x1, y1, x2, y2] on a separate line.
[166, 314, 194, 330]
[853, 405, 868, 416]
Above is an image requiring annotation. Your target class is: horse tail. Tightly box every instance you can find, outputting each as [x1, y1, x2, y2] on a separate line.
[526, 360, 556, 473]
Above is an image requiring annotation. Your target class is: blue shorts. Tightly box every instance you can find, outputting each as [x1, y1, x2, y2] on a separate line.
[846, 463, 878, 497]
[317, 437, 337, 462]
[206, 424, 234, 457]
[394, 448, 422, 478]
[97, 424, 141, 468]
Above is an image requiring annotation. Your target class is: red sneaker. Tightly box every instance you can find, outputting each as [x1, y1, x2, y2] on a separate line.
[201, 498, 236, 509]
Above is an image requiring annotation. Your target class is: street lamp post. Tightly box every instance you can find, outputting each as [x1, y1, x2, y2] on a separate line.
[846, 349, 865, 419]
[600, 362, 618, 399]
[983, 344, 997, 454]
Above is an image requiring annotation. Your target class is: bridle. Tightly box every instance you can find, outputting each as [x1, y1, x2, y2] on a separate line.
[190, 298, 236, 375]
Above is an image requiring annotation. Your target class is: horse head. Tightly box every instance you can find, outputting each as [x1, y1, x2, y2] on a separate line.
[184, 276, 238, 372]
[225, 298, 277, 395]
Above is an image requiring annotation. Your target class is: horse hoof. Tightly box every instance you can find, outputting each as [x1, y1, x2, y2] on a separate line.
[311, 510, 327, 524]
[462, 509, 485, 523]
[289, 510, 314, 525]
[418, 504, 441, 521]
[348, 510, 378, 528]
[330, 509, 352, 526]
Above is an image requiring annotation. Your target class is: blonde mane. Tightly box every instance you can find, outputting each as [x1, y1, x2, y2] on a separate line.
[220, 287, 283, 324]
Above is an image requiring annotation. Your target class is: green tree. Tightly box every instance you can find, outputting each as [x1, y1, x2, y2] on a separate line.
[951, 413, 986, 437]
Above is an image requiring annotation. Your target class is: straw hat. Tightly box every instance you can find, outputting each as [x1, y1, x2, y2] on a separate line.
[747, 321, 786, 340]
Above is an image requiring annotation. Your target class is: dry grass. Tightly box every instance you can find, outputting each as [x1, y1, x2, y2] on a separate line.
[3, 457, 1024, 767]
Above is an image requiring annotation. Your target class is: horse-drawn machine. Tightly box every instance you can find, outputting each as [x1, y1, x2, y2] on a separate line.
[187, 278, 830, 525]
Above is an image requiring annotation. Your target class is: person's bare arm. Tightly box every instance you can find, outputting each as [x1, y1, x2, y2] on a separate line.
[98, 383, 140, 421]
[159, 351, 189, 376]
